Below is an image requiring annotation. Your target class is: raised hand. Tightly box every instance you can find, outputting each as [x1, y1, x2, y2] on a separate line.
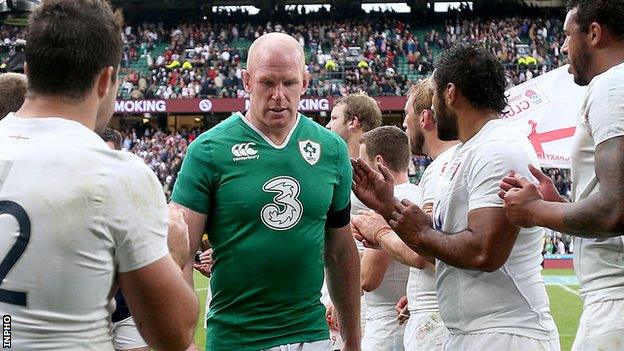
[351, 157, 395, 218]
[499, 164, 566, 203]
[501, 173, 544, 228]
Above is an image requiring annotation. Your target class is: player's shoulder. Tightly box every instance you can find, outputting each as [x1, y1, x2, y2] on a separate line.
[108, 150, 159, 184]
[187, 113, 246, 154]
[590, 62, 624, 93]
[469, 119, 529, 152]
[464, 120, 538, 171]
[298, 114, 346, 149]
[194, 112, 246, 143]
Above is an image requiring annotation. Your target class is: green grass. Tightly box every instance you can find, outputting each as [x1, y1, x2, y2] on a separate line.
[193, 271, 209, 350]
[543, 268, 575, 276]
[192, 269, 582, 351]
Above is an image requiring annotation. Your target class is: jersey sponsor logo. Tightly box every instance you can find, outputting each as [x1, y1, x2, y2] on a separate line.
[261, 176, 303, 231]
[298, 140, 321, 165]
[231, 142, 259, 161]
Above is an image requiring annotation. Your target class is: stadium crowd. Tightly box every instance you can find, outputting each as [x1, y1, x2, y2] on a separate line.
[113, 12, 567, 100]
[1, 6, 571, 98]
[3, 12, 566, 97]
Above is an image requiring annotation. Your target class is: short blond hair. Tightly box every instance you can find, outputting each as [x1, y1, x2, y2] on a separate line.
[407, 78, 433, 116]
[334, 91, 382, 132]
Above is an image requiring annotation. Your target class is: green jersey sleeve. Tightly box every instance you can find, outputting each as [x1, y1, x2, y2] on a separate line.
[328, 136, 352, 216]
[171, 138, 216, 214]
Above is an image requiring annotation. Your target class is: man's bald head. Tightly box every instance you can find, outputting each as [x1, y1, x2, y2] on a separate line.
[246, 33, 305, 74]
[0, 73, 28, 119]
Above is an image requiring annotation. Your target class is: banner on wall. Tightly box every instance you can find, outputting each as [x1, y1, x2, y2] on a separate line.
[114, 96, 408, 115]
[502, 65, 587, 169]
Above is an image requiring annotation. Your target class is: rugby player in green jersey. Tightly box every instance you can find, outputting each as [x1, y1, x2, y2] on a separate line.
[170, 33, 362, 351]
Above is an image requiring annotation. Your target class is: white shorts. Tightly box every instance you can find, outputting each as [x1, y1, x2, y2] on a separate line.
[404, 311, 448, 351]
[572, 299, 624, 351]
[442, 333, 560, 351]
[262, 339, 333, 351]
[362, 315, 405, 351]
[112, 317, 148, 350]
[329, 329, 343, 350]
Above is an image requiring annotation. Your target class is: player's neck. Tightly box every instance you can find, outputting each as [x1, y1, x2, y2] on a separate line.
[425, 139, 460, 160]
[15, 93, 98, 130]
[591, 47, 624, 79]
[347, 139, 360, 159]
[245, 111, 298, 146]
[457, 109, 499, 143]
[345, 129, 363, 158]
[393, 171, 409, 186]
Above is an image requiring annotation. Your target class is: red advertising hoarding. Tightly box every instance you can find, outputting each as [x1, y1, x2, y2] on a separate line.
[114, 96, 407, 114]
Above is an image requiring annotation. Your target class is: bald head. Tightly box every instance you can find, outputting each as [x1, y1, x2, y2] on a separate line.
[0, 73, 28, 119]
[246, 33, 305, 74]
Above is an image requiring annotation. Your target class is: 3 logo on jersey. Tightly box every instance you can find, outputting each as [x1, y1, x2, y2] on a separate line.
[261, 176, 303, 230]
[231, 142, 260, 162]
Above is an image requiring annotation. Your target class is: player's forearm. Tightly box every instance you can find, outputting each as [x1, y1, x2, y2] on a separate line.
[401, 227, 497, 272]
[145, 279, 198, 350]
[325, 239, 361, 346]
[532, 194, 624, 238]
[378, 231, 434, 268]
[360, 251, 389, 292]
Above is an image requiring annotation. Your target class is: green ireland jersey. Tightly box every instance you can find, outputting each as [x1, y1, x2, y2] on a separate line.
[172, 112, 352, 351]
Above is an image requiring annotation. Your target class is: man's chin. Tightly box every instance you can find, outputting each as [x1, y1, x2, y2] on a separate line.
[573, 75, 590, 87]
[262, 110, 294, 128]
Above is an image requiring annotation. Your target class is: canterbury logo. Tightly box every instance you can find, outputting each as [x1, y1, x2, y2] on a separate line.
[231, 142, 259, 161]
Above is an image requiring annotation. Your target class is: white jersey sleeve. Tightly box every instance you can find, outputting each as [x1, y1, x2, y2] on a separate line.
[465, 139, 538, 212]
[108, 154, 169, 273]
[584, 67, 624, 146]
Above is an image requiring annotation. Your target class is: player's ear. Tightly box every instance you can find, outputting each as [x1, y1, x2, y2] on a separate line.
[588, 22, 602, 47]
[446, 83, 456, 106]
[375, 155, 385, 167]
[422, 109, 435, 131]
[349, 116, 360, 131]
[242, 69, 252, 92]
[301, 70, 310, 95]
[96, 66, 115, 99]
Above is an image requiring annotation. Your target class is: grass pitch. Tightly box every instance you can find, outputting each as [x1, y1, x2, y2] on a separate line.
[192, 268, 582, 350]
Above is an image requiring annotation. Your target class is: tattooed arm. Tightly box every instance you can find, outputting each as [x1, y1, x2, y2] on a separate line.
[504, 137, 624, 238]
